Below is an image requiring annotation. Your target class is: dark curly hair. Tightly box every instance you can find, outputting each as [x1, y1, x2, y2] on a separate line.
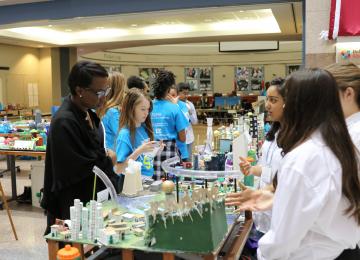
[127, 75, 146, 90]
[265, 77, 285, 142]
[68, 61, 108, 95]
[152, 70, 176, 99]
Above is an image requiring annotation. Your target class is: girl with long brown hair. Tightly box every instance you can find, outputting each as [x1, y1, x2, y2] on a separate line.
[256, 69, 360, 259]
[115, 88, 159, 177]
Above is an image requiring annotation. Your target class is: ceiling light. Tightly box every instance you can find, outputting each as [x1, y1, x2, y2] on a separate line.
[77, 28, 128, 38]
[239, 10, 245, 13]
[65, 29, 72, 32]
[48, 25, 52, 27]
[6, 27, 71, 44]
[143, 24, 192, 35]
[210, 9, 280, 34]
[96, 27, 104, 29]
[131, 24, 138, 27]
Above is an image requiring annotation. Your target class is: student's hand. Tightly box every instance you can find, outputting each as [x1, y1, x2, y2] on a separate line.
[225, 189, 274, 212]
[239, 156, 252, 176]
[106, 149, 117, 165]
[166, 94, 179, 104]
[138, 141, 157, 154]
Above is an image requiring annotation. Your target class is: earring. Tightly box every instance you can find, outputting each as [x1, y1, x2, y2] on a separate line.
[80, 95, 83, 98]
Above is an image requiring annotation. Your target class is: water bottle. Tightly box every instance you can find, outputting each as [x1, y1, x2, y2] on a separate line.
[244, 149, 256, 187]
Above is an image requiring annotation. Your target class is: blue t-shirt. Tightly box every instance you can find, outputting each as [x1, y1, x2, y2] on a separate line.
[176, 101, 190, 159]
[116, 125, 154, 177]
[102, 107, 121, 151]
[151, 99, 189, 141]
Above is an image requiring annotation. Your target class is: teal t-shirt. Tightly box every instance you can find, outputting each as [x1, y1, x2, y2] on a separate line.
[116, 125, 154, 177]
[151, 99, 189, 141]
[102, 107, 121, 151]
[176, 100, 190, 159]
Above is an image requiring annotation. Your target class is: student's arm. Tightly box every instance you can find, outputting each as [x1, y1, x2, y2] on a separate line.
[174, 106, 189, 143]
[115, 139, 156, 174]
[239, 156, 262, 176]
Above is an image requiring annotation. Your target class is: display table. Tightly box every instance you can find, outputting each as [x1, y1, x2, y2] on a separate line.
[46, 156, 253, 259]
[45, 194, 252, 260]
[0, 149, 45, 200]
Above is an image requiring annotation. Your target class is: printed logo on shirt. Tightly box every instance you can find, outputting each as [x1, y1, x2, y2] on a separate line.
[143, 155, 153, 170]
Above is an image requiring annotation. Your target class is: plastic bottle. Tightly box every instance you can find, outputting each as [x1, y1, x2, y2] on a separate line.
[244, 149, 256, 187]
[56, 244, 81, 260]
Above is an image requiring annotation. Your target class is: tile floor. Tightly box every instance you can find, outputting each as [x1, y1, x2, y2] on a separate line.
[0, 160, 48, 260]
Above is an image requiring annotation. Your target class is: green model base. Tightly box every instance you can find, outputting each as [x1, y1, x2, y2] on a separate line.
[145, 200, 228, 253]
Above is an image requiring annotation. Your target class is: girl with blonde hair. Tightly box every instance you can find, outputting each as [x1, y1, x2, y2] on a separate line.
[98, 71, 126, 150]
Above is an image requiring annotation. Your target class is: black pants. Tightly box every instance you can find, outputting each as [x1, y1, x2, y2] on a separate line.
[335, 246, 360, 260]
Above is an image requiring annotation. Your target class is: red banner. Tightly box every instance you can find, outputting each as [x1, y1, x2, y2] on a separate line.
[329, 0, 360, 40]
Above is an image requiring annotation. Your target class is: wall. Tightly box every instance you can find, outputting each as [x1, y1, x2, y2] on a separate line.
[38, 48, 53, 112]
[51, 48, 62, 106]
[0, 44, 39, 108]
[81, 42, 301, 93]
[305, 0, 336, 67]
[0, 44, 63, 113]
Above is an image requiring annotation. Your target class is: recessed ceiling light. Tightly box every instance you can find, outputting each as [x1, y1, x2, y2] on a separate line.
[204, 19, 212, 22]
[96, 27, 104, 29]
[131, 24, 138, 27]
[65, 29, 72, 32]
[239, 10, 245, 13]
[143, 24, 192, 35]
[48, 25, 53, 27]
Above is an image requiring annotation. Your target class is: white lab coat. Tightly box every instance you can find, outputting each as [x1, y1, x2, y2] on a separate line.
[347, 111, 360, 152]
[185, 100, 198, 144]
[253, 135, 282, 233]
[258, 131, 360, 260]
[346, 111, 360, 248]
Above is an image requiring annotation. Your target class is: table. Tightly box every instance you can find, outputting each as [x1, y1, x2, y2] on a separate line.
[47, 218, 253, 260]
[0, 149, 45, 200]
[46, 194, 253, 260]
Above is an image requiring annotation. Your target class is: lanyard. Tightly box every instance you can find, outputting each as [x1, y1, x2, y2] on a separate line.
[265, 140, 277, 166]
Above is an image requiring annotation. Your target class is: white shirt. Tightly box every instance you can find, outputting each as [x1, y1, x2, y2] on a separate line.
[184, 100, 198, 144]
[346, 111, 360, 150]
[346, 111, 360, 248]
[258, 131, 360, 260]
[254, 136, 282, 233]
[258, 136, 282, 187]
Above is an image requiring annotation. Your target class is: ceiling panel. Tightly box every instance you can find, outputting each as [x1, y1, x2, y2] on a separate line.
[0, 0, 50, 7]
[0, 2, 302, 48]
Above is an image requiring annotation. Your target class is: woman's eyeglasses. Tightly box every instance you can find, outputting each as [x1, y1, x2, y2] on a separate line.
[85, 87, 111, 98]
